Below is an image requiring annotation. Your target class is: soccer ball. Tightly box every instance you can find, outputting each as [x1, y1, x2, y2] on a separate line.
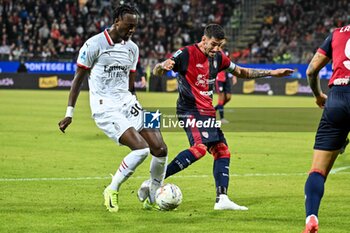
[155, 183, 182, 210]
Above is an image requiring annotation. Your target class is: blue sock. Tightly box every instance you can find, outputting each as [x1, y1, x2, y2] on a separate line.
[213, 158, 230, 198]
[304, 172, 325, 217]
[165, 149, 197, 178]
[216, 105, 224, 119]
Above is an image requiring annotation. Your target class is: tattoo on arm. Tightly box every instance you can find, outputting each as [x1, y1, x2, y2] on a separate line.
[307, 53, 325, 97]
[247, 69, 271, 79]
[307, 64, 321, 96]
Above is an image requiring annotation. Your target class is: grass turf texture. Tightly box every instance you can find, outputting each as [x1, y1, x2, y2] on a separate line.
[1, 90, 349, 233]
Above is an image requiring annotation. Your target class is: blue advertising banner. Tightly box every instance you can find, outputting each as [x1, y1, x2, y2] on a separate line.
[0, 61, 333, 78]
[24, 62, 77, 74]
[0, 61, 77, 74]
[0, 61, 20, 73]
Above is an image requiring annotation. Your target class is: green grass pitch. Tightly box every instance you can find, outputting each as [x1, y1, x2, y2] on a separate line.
[0, 90, 349, 233]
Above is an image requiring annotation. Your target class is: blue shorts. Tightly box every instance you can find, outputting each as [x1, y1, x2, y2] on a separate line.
[178, 112, 227, 148]
[216, 78, 232, 94]
[314, 86, 350, 150]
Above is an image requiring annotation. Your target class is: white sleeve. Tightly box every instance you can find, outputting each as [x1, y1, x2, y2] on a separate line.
[130, 45, 139, 72]
[76, 40, 99, 69]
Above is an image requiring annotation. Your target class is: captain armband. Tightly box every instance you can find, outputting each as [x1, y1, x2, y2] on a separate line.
[226, 62, 236, 73]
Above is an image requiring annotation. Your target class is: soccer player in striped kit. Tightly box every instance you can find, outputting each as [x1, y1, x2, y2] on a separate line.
[302, 24, 350, 233]
[139, 24, 293, 210]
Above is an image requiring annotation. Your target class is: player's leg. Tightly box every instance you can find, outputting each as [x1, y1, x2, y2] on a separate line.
[224, 93, 232, 105]
[94, 106, 150, 212]
[138, 128, 168, 207]
[103, 127, 150, 212]
[165, 143, 207, 178]
[110, 128, 150, 190]
[303, 149, 338, 233]
[303, 86, 350, 231]
[165, 114, 208, 178]
[209, 140, 247, 210]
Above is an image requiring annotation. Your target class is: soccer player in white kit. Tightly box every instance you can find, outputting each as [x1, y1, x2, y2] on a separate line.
[58, 4, 167, 212]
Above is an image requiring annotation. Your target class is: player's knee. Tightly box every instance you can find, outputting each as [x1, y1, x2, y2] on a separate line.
[189, 143, 207, 159]
[225, 96, 231, 103]
[151, 143, 168, 157]
[210, 142, 230, 160]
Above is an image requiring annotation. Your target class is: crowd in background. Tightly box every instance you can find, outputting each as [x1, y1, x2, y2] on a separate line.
[235, 0, 350, 64]
[0, 0, 349, 64]
[0, 0, 234, 63]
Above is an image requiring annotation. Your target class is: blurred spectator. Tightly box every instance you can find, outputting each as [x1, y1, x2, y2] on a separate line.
[247, 0, 350, 63]
[0, 0, 235, 64]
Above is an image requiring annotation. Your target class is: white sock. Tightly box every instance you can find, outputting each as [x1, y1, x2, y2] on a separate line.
[149, 155, 168, 203]
[109, 148, 150, 191]
[305, 214, 318, 224]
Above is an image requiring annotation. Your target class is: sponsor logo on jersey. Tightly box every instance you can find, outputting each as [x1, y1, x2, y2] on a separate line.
[195, 74, 208, 87]
[196, 63, 204, 68]
[200, 90, 213, 96]
[333, 78, 350, 85]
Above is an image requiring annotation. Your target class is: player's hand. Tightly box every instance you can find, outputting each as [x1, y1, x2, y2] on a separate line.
[315, 93, 327, 109]
[161, 59, 175, 71]
[270, 68, 294, 77]
[58, 117, 72, 133]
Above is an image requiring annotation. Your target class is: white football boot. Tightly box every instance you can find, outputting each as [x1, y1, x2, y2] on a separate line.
[214, 194, 248, 210]
[137, 179, 151, 202]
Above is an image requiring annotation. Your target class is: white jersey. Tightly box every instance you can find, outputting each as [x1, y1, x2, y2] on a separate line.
[76, 29, 139, 114]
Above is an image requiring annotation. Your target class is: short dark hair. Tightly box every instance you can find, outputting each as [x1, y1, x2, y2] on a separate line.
[204, 24, 225, 40]
[113, 4, 140, 21]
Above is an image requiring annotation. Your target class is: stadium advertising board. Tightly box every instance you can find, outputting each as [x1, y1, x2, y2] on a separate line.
[0, 62, 333, 78]
[0, 73, 88, 90]
[232, 78, 329, 96]
[0, 62, 77, 74]
[0, 72, 330, 96]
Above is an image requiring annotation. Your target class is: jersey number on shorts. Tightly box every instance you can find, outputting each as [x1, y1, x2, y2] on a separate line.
[130, 103, 142, 117]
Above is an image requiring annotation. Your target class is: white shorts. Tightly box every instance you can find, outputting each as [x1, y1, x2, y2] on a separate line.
[92, 99, 144, 144]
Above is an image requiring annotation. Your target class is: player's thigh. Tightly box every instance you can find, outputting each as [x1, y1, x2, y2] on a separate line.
[140, 128, 167, 156]
[120, 127, 148, 150]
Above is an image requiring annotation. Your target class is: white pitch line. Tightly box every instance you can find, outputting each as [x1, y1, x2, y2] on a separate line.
[0, 171, 349, 182]
[329, 166, 350, 174]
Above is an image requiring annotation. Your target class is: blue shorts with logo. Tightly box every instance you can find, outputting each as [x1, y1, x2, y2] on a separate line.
[177, 111, 227, 148]
[216, 78, 233, 94]
[314, 86, 350, 150]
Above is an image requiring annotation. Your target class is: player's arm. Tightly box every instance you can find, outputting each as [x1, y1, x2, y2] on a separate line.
[231, 65, 294, 79]
[306, 52, 330, 108]
[58, 67, 90, 133]
[129, 71, 137, 95]
[153, 59, 175, 76]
